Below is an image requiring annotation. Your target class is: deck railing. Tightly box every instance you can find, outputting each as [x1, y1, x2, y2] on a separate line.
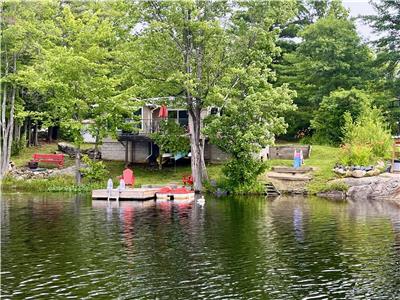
[120, 118, 189, 136]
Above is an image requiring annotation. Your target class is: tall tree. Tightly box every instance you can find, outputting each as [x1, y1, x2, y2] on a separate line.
[1, 0, 58, 178]
[365, 0, 400, 131]
[132, 0, 296, 191]
[278, 11, 374, 138]
[365, 0, 400, 81]
[21, 5, 137, 184]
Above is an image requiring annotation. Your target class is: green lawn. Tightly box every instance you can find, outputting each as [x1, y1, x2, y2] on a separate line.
[11, 141, 93, 168]
[104, 160, 222, 187]
[7, 141, 338, 194]
[6, 141, 223, 192]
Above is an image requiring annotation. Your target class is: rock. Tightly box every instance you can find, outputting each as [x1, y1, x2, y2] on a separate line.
[351, 170, 366, 178]
[83, 148, 101, 160]
[317, 191, 346, 200]
[376, 160, 385, 170]
[334, 168, 347, 175]
[49, 165, 79, 177]
[345, 170, 352, 177]
[58, 142, 78, 157]
[347, 177, 400, 206]
[366, 170, 375, 177]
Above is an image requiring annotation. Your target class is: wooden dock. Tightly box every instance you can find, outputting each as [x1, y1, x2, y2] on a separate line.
[92, 188, 160, 200]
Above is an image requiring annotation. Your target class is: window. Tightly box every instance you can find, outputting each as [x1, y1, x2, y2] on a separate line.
[167, 110, 189, 127]
[178, 110, 188, 127]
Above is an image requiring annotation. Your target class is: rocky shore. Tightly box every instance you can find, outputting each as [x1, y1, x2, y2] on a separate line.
[318, 173, 400, 207]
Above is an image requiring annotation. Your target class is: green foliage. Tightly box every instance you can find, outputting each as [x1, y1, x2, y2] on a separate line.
[80, 155, 108, 183]
[311, 88, 371, 144]
[205, 83, 295, 192]
[319, 181, 349, 193]
[11, 135, 26, 156]
[150, 120, 190, 156]
[365, 0, 400, 80]
[221, 158, 268, 193]
[340, 107, 392, 165]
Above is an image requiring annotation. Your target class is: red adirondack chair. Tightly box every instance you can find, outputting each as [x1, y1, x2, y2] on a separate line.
[120, 169, 135, 186]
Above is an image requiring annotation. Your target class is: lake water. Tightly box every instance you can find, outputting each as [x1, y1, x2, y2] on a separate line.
[1, 193, 400, 299]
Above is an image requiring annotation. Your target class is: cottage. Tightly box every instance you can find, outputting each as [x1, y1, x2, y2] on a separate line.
[100, 99, 230, 164]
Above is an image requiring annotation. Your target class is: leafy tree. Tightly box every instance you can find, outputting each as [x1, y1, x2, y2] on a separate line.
[150, 120, 190, 170]
[311, 88, 371, 144]
[20, 5, 137, 184]
[365, 0, 400, 81]
[364, 0, 400, 132]
[134, 0, 296, 191]
[1, 0, 58, 178]
[278, 12, 374, 138]
[205, 85, 295, 192]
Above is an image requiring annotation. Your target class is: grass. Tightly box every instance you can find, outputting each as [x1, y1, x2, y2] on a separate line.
[4, 141, 223, 192]
[10, 141, 94, 168]
[5, 141, 340, 194]
[266, 144, 341, 194]
[103, 161, 223, 187]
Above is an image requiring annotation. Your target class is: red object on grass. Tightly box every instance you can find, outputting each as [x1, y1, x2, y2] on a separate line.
[158, 105, 168, 118]
[32, 153, 64, 168]
[121, 169, 135, 186]
[182, 175, 193, 186]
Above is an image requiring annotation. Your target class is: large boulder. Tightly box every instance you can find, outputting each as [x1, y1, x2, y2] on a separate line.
[58, 142, 78, 157]
[351, 170, 366, 178]
[57, 142, 101, 159]
[346, 176, 400, 206]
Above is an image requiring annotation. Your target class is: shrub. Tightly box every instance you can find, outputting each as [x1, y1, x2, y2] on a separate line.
[340, 107, 392, 165]
[311, 88, 371, 145]
[221, 157, 267, 193]
[80, 155, 108, 182]
[11, 135, 26, 156]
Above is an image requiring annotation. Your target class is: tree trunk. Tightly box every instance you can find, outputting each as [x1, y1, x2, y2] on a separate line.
[0, 52, 16, 179]
[0, 84, 16, 178]
[47, 126, 53, 143]
[53, 126, 59, 140]
[93, 132, 99, 162]
[33, 124, 38, 146]
[0, 84, 8, 178]
[23, 119, 28, 146]
[189, 107, 208, 192]
[27, 117, 32, 147]
[75, 145, 81, 185]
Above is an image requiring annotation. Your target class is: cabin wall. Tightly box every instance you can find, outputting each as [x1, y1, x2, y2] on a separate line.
[204, 142, 230, 164]
[101, 139, 150, 163]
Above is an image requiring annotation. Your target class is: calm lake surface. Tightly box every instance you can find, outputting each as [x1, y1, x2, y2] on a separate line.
[1, 193, 400, 299]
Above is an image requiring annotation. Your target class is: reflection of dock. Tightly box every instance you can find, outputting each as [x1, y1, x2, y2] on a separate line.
[92, 199, 156, 208]
[92, 188, 160, 200]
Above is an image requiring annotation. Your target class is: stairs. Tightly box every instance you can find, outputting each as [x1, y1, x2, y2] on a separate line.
[265, 183, 281, 197]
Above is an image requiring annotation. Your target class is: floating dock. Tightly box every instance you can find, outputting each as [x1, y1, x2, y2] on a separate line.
[92, 188, 160, 200]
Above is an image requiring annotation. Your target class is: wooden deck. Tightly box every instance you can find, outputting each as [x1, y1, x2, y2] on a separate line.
[92, 188, 160, 200]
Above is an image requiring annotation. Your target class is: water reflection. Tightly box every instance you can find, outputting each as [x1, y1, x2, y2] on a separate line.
[1, 193, 399, 299]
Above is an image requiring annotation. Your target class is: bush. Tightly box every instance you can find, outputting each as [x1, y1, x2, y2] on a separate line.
[80, 155, 108, 182]
[221, 157, 267, 193]
[11, 135, 26, 156]
[311, 88, 371, 145]
[340, 107, 392, 165]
